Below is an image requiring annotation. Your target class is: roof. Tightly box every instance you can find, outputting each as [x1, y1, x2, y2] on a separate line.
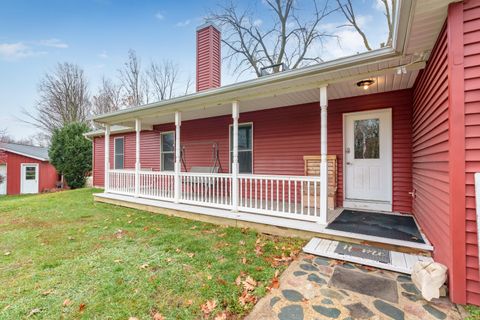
[0, 142, 49, 161]
[84, 125, 134, 138]
[89, 0, 455, 128]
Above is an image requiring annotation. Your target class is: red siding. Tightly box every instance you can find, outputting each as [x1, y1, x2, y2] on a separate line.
[463, 0, 480, 305]
[93, 90, 413, 212]
[412, 24, 452, 280]
[196, 24, 221, 91]
[0, 150, 58, 195]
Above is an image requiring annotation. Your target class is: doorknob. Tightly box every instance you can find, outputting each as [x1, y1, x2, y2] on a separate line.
[346, 162, 352, 165]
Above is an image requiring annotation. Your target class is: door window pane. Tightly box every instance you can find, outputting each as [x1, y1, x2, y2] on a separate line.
[161, 132, 175, 171]
[354, 119, 380, 159]
[25, 167, 36, 180]
[114, 138, 124, 169]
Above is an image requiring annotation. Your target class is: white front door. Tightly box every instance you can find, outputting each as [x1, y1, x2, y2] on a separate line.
[21, 164, 39, 194]
[0, 164, 6, 195]
[344, 109, 392, 211]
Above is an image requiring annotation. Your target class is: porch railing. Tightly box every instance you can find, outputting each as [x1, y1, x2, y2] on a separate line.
[107, 170, 322, 222]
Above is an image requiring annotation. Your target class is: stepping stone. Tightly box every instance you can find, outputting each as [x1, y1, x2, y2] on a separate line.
[278, 305, 304, 320]
[329, 267, 399, 303]
[320, 288, 345, 301]
[339, 290, 350, 296]
[299, 263, 318, 271]
[312, 305, 341, 318]
[423, 304, 447, 319]
[303, 258, 313, 263]
[314, 256, 330, 266]
[401, 283, 420, 295]
[345, 303, 374, 319]
[308, 273, 327, 285]
[293, 271, 307, 277]
[282, 289, 304, 302]
[270, 296, 281, 307]
[343, 318, 354, 320]
[342, 263, 356, 269]
[322, 298, 334, 305]
[401, 292, 421, 302]
[397, 274, 411, 282]
[373, 300, 404, 320]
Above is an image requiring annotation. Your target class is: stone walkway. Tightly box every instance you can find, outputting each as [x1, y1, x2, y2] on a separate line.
[247, 254, 464, 320]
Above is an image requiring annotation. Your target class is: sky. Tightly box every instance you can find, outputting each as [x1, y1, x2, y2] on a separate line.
[0, 0, 390, 140]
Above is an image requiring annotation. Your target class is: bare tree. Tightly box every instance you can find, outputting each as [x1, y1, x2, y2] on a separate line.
[23, 62, 91, 135]
[147, 60, 180, 101]
[337, 0, 395, 50]
[0, 128, 12, 143]
[118, 49, 146, 107]
[209, 0, 337, 77]
[92, 77, 122, 115]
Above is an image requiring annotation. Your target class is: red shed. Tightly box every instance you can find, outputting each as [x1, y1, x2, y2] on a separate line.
[0, 142, 59, 195]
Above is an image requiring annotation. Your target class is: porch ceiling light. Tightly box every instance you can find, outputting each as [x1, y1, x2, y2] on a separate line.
[356, 79, 375, 90]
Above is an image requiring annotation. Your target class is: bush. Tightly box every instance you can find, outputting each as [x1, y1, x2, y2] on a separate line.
[49, 122, 92, 189]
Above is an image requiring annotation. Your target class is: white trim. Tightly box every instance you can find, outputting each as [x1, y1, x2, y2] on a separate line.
[95, 192, 434, 252]
[342, 108, 393, 211]
[228, 122, 254, 174]
[20, 163, 39, 194]
[113, 136, 125, 170]
[0, 148, 47, 161]
[160, 131, 175, 172]
[0, 163, 7, 195]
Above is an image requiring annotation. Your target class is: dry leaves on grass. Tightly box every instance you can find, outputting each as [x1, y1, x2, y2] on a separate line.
[254, 238, 265, 256]
[234, 274, 259, 308]
[62, 299, 72, 307]
[152, 312, 165, 320]
[41, 289, 54, 296]
[200, 300, 217, 318]
[78, 303, 86, 312]
[214, 311, 228, 320]
[139, 263, 150, 269]
[267, 270, 280, 291]
[27, 308, 41, 317]
[114, 229, 127, 239]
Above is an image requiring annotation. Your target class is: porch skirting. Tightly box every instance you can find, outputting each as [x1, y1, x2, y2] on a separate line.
[94, 192, 433, 253]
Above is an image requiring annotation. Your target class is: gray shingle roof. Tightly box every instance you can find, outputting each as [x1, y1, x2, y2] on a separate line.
[0, 142, 49, 161]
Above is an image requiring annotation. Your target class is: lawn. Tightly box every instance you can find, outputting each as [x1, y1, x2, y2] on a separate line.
[0, 189, 304, 319]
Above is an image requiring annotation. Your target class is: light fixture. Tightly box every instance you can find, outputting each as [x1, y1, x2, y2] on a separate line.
[356, 79, 375, 90]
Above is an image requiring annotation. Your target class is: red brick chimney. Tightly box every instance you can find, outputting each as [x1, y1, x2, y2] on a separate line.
[196, 22, 221, 92]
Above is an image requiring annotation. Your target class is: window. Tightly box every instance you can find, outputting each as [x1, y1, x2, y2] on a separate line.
[25, 166, 36, 180]
[230, 123, 253, 174]
[161, 132, 175, 171]
[354, 118, 380, 159]
[114, 137, 124, 169]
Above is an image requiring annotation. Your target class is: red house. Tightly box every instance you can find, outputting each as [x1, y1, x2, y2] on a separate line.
[0, 142, 58, 195]
[87, 1, 480, 305]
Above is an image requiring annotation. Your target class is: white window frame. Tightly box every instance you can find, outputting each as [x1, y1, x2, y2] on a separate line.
[160, 131, 175, 171]
[113, 136, 125, 170]
[229, 122, 254, 174]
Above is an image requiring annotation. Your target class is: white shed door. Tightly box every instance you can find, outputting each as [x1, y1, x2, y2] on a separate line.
[344, 109, 392, 209]
[0, 164, 6, 195]
[21, 164, 39, 194]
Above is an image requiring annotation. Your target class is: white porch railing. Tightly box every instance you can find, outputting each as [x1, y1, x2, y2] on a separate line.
[107, 170, 322, 222]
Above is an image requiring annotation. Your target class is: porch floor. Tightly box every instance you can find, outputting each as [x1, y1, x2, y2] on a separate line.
[94, 192, 433, 252]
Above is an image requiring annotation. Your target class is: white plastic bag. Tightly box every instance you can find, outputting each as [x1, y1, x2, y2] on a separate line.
[411, 261, 448, 301]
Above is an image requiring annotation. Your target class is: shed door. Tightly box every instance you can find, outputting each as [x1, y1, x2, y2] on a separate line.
[21, 164, 39, 194]
[344, 109, 392, 211]
[0, 164, 6, 195]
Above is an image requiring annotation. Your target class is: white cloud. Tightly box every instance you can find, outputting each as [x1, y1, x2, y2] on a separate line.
[176, 19, 191, 27]
[253, 19, 263, 27]
[37, 38, 68, 48]
[0, 42, 46, 60]
[155, 11, 164, 20]
[320, 28, 367, 61]
[98, 50, 108, 59]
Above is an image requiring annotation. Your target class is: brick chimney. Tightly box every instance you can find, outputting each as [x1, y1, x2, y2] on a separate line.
[196, 22, 221, 92]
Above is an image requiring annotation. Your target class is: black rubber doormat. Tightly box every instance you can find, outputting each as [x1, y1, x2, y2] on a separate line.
[334, 242, 391, 264]
[327, 209, 425, 243]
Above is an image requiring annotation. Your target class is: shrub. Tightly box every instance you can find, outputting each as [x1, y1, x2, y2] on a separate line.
[49, 122, 92, 189]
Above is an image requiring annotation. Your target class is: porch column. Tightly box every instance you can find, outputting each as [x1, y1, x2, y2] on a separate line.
[232, 101, 239, 212]
[319, 86, 328, 225]
[174, 111, 182, 203]
[135, 118, 141, 197]
[104, 124, 110, 192]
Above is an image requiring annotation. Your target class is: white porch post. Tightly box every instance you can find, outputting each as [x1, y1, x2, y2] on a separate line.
[319, 86, 328, 225]
[232, 101, 239, 212]
[135, 118, 141, 197]
[104, 124, 110, 192]
[174, 111, 182, 203]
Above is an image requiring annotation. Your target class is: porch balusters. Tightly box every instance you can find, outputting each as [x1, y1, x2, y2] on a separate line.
[104, 124, 110, 192]
[319, 85, 328, 225]
[174, 111, 182, 203]
[135, 118, 141, 197]
[232, 101, 240, 212]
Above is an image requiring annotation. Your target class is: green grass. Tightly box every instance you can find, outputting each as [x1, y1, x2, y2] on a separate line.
[466, 305, 480, 320]
[0, 189, 304, 319]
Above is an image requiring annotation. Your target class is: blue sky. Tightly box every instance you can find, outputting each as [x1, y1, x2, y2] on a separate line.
[0, 0, 389, 140]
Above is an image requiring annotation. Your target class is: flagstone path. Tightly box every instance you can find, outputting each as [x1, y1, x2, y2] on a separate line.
[246, 254, 464, 320]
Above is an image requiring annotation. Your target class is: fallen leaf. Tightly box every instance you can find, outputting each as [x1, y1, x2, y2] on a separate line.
[239, 240, 245, 246]
[152, 313, 165, 320]
[175, 248, 181, 253]
[190, 226, 197, 230]
[217, 233, 226, 238]
[238, 290, 257, 307]
[207, 275, 213, 280]
[128, 317, 139, 320]
[62, 299, 72, 307]
[42, 289, 54, 296]
[166, 258, 172, 263]
[114, 259, 122, 263]
[79, 303, 86, 312]
[214, 311, 228, 320]
[242, 276, 257, 291]
[216, 277, 227, 285]
[140, 263, 149, 269]
[200, 300, 217, 317]
[27, 308, 41, 317]
[4, 251, 11, 256]
[241, 257, 247, 264]
[235, 275, 242, 286]
[254, 245, 263, 256]
[186, 299, 193, 306]
[187, 252, 195, 258]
